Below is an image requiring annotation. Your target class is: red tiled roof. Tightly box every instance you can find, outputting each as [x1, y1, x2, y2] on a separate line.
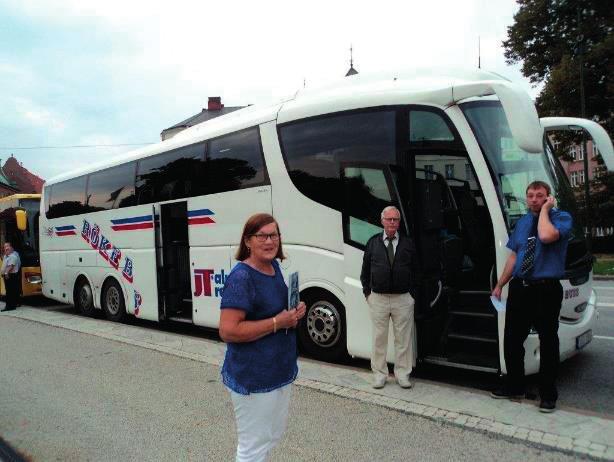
[2, 156, 45, 193]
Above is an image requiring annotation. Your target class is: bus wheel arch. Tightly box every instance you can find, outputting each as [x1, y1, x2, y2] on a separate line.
[297, 288, 348, 362]
[101, 276, 127, 322]
[73, 275, 96, 316]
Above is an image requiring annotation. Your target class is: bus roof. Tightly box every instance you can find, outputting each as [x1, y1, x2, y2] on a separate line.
[0, 193, 41, 202]
[45, 68, 537, 187]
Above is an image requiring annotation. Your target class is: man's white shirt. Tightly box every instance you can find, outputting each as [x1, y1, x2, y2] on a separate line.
[382, 232, 399, 255]
[2, 251, 21, 275]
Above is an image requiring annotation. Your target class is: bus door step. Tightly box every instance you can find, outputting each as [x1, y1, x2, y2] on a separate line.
[422, 355, 498, 373]
[447, 333, 497, 343]
[166, 316, 193, 324]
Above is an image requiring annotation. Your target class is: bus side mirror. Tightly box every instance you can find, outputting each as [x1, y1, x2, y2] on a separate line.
[15, 209, 27, 231]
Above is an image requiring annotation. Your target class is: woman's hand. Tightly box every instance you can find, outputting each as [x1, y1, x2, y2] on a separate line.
[275, 301, 307, 329]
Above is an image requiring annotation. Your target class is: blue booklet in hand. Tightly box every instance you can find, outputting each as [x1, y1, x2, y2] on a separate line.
[288, 271, 299, 309]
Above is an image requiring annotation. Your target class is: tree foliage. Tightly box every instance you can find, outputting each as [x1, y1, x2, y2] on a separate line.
[503, 0, 613, 136]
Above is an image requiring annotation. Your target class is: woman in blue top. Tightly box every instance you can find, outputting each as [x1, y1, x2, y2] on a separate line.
[219, 213, 306, 462]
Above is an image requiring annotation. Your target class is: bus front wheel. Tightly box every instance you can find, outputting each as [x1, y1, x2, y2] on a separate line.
[297, 290, 348, 362]
[74, 278, 96, 317]
[101, 279, 126, 322]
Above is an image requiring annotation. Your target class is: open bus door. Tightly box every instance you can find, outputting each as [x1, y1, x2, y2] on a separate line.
[340, 163, 413, 363]
[340, 162, 500, 372]
[541, 117, 614, 172]
[158, 201, 192, 322]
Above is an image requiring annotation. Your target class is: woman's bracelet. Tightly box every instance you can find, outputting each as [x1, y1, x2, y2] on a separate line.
[273, 316, 277, 333]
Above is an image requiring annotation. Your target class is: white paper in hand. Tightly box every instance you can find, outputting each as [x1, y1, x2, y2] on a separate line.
[490, 296, 506, 313]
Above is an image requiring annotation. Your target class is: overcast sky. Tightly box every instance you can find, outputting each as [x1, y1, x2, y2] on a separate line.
[0, 0, 537, 181]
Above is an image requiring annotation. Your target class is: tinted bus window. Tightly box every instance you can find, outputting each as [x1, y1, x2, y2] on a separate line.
[279, 110, 396, 211]
[206, 128, 267, 194]
[410, 110, 456, 143]
[86, 162, 137, 211]
[47, 176, 88, 218]
[136, 143, 205, 204]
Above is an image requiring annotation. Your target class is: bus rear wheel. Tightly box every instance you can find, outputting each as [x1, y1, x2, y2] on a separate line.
[74, 278, 96, 317]
[102, 279, 126, 322]
[297, 290, 348, 362]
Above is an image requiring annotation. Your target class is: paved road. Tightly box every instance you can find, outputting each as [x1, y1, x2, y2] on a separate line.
[0, 317, 578, 461]
[21, 280, 614, 418]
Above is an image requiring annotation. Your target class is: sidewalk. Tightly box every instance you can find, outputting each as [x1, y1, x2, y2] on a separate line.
[2, 305, 613, 460]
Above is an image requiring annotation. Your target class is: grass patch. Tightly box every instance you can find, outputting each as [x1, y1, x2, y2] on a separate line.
[593, 255, 614, 276]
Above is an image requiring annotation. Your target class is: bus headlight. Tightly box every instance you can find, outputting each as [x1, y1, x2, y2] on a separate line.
[25, 272, 42, 284]
[574, 302, 588, 313]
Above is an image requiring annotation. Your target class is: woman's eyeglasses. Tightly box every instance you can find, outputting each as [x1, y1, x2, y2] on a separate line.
[252, 233, 281, 242]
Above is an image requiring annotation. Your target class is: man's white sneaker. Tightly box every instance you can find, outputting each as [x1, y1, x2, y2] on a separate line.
[397, 377, 413, 389]
[372, 376, 386, 389]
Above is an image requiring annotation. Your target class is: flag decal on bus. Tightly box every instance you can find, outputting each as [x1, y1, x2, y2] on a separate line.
[110, 215, 154, 231]
[55, 225, 77, 236]
[188, 209, 216, 226]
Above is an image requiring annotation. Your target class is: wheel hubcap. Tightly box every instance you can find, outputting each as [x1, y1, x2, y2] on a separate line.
[306, 301, 341, 348]
[106, 286, 121, 315]
[79, 284, 92, 309]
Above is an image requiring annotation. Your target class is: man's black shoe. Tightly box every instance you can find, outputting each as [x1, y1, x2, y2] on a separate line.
[539, 400, 556, 413]
[490, 388, 525, 400]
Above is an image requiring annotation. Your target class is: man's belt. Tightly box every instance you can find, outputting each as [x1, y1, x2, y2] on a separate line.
[519, 278, 557, 287]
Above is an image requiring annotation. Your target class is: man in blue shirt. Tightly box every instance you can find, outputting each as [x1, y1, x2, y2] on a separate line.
[491, 181, 572, 413]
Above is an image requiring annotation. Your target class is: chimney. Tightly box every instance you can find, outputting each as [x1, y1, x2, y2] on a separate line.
[207, 96, 223, 111]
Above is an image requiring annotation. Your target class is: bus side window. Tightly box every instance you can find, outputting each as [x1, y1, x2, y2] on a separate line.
[136, 142, 205, 204]
[206, 127, 268, 194]
[47, 177, 88, 219]
[86, 162, 137, 211]
[279, 110, 396, 213]
[342, 166, 393, 247]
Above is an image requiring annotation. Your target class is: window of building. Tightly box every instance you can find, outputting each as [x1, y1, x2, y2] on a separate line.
[578, 170, 585, 185]
[465, 163, 472, 182]
[578, 145, 584, 161]
[136, 142, 205, 204]
[445, 164, 455, 179]
[279, 110, 396, 211]
[206, 127, 268, 194]
[47, 176, 88, 218]
[86, 162, 136, 211]
[423, 164, 435, 180]
[570, 171, 578, 187]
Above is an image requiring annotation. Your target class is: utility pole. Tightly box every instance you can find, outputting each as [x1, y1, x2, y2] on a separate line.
[577, 6, 592, 250]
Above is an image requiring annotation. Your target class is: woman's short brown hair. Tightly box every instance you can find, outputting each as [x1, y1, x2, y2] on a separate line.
[235, 213, 285, 261]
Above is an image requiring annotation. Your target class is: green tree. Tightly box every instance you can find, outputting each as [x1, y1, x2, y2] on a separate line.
[504, 0, 614, 247]
[503, 0, 613, 135]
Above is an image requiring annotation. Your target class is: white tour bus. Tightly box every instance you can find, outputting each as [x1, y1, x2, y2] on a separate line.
[40, 69, 612, 375]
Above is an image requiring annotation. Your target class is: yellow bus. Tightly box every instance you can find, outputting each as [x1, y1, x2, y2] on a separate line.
[0, 193, 42, 297]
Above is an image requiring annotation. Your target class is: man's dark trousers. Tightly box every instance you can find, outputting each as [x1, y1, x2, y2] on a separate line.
[5, 273, 20, 309]
[504, 278, 563, 401]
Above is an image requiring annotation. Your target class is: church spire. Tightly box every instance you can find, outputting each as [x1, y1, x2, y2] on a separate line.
[345, 44, 358, 77]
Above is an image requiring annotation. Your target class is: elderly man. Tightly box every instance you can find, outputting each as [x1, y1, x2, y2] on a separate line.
[491, 181, 572, 413]
[360, 206, 420, 389]
[1, 242, 21, 312]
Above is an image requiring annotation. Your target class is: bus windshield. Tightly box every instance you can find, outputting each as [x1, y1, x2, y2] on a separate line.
[461, 100, 579, 232]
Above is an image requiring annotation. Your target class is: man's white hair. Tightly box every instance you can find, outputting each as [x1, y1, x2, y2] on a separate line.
[381, 205, 400, 219]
